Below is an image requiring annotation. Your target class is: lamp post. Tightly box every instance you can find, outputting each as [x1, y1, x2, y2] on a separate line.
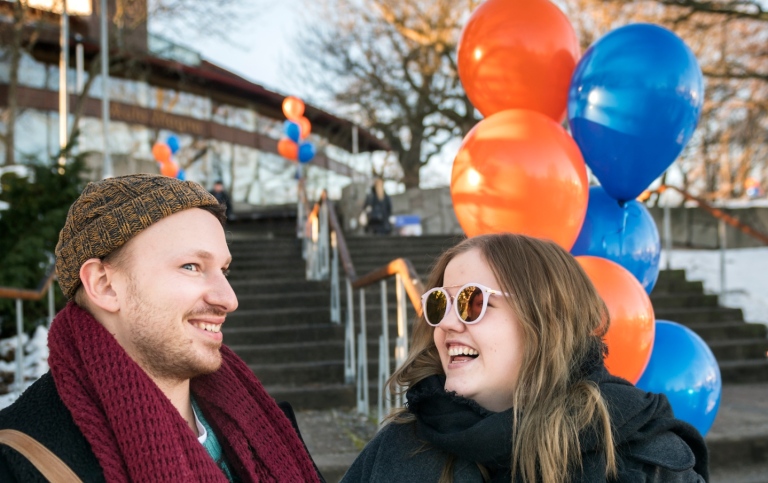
[100, 0, 112, 178]
[57, 0, 68, 171]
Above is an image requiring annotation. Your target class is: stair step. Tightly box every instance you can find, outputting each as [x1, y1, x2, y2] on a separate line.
[231, 339, 397, 364]
[719, 359, 768, 383]
[708, 339, 768, 361]
[654, 306, 745, 324]
[249, 360, 395, 386]
[685, 322, 768, 341]
[650, 292, 719, 309]
[265, 384, 355, 411]
[224, 324, 343, 344]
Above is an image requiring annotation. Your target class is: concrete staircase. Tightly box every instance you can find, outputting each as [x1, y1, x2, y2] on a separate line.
[223, 225, 767, 410]
[223, 221, 768, 478]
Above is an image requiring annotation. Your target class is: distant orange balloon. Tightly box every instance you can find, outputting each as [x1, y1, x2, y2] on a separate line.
[297, 116, 312, 140]
[160, 160, 179, 178]
[457, 0, 580, 121]
[450, 109, 588, 250]
[277, 138, 298, 161]
[152, 143, 171, 164]
[282, 96, 305, 121]
[577, 256, 656, 383]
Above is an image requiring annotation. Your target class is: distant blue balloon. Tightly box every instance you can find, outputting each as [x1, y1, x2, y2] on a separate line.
[167, 135, 180, 155]
[284, 121, 301, 143]
[568, 24, 704, 202]
[176, 169, 185, 181]
[636, 320, 721, 436]
[298, 142, 316, 163]
[572, 186, 660, 293]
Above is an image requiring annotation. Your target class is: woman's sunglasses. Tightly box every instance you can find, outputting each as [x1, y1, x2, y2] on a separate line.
[421, 283, 508, 327]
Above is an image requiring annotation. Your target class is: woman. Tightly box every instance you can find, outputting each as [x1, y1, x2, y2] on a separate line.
[362, 177, 392, 235]
[342, 233, 708, 483]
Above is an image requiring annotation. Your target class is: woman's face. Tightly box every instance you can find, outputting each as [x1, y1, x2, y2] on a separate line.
[432, 248, 524, 412]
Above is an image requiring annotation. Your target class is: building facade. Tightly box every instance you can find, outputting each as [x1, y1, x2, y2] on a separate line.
[0, 0, 388, 208]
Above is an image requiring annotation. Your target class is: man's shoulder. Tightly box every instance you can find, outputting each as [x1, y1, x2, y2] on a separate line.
[0, 373, 104, 482]
[0, 373, 59, 426]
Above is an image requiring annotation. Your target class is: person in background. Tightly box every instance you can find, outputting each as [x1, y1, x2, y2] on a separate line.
[211, 180, 233, 221]
[342, 233, 708, 483]
[362, 177, 392, 235]
[0, 174, 324, 482]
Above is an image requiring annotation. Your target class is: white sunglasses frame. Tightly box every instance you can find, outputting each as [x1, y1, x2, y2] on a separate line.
[421, 282, 508, 327]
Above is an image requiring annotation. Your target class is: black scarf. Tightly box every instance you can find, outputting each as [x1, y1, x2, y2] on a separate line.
[405, 359, 709, 483]
[406, 375, 513, 479]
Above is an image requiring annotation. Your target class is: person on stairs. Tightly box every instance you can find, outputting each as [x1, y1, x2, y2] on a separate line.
[362, 177, 392, 235]
[0, 174, 324, 482]
[342, 233, 709, 483]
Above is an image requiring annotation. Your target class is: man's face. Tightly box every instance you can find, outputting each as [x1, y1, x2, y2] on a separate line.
[107, 208, 238, 382]
[213, 183, 224, 193]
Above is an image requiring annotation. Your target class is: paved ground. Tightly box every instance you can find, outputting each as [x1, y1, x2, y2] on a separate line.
[296, 382, 768, 483]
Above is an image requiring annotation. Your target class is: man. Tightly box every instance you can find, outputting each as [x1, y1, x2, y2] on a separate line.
[210, 180, 233, 221]
[0, 174, 323, 482]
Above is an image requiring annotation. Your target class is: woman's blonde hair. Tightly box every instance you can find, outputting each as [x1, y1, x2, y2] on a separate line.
[388, 233, 617, 483]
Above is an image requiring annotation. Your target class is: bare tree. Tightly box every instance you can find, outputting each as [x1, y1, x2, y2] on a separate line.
[295, 0, 481, 188]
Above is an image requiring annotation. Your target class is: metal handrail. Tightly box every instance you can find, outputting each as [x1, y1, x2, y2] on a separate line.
[656, 185, 768, 245]
[304, 190, 425, 420]
[0, 266, 58, 395]
[652, 184, 768, 295]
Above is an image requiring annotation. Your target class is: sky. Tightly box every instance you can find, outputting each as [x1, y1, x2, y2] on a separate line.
[162, 0, 313, 102]
[152, 0, 458, 188]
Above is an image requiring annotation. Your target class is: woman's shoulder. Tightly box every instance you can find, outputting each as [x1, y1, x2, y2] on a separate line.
[340, 422, 484, 483]
[593, 373, 709, 482]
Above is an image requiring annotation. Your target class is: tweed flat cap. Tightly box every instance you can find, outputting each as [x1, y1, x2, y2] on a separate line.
[55, 174, 220, 299]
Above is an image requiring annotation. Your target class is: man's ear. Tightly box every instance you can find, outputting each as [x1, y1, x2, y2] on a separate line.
[79, 258, 119, 313]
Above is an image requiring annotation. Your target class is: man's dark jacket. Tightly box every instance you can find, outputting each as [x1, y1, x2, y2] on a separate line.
[0, 372, 323, 482]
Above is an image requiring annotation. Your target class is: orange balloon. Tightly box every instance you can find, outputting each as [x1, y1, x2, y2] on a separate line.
[457, 0, 580, 121]
[450, 109, 588, 250]
[282, 96, 305, 121]
[160, 160, 179, 178]
[277, 138, 298, 161]
[577, 256, 655, 383]
[152, 143, 171, 164]
[297, 116, 312, 140]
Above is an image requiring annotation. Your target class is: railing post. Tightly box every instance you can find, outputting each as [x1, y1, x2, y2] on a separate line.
[664, 204, 672, 270]
[357, 288, 369, 415]
[330, 231, 340, 324]
[47, 283, 55, 328]
[719, 218, 727, 295]
[394, 274, 409, 408]
[378, 279, 391, 423]
[344, 280, 356, 383]
[15, 299, 24, 395]
[320, 202, 330, 279]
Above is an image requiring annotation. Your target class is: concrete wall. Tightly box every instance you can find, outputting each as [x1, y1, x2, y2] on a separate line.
[337, 185, 768, 249]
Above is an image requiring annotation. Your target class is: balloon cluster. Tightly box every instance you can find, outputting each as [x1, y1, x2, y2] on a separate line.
[152, 134, 185, 180]
[452, 0, 719, 434]
[278, 96, 316, 164]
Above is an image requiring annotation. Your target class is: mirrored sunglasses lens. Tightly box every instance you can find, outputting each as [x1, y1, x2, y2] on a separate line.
[457, 286, 484, 322]
[425, 290, 448, 325]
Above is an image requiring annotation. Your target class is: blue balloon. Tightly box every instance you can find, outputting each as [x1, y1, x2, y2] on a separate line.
[167, 135, 180, 155]
[568, 24, 704, 202]
[284, 121, 301, 143]
[176, 169, 185, 181]
[298, 142, 316, 163]
[636, 320, 721, 436]
[572, 186, 660, 293]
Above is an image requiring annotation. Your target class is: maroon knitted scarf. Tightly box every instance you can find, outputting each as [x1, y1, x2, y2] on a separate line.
[47, 302, 320, 483]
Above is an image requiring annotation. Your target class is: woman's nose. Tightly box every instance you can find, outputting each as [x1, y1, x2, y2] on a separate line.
[437, 304, 466, 332]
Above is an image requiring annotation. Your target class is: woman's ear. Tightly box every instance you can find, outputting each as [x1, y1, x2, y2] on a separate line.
[79, 258, 119, 313]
